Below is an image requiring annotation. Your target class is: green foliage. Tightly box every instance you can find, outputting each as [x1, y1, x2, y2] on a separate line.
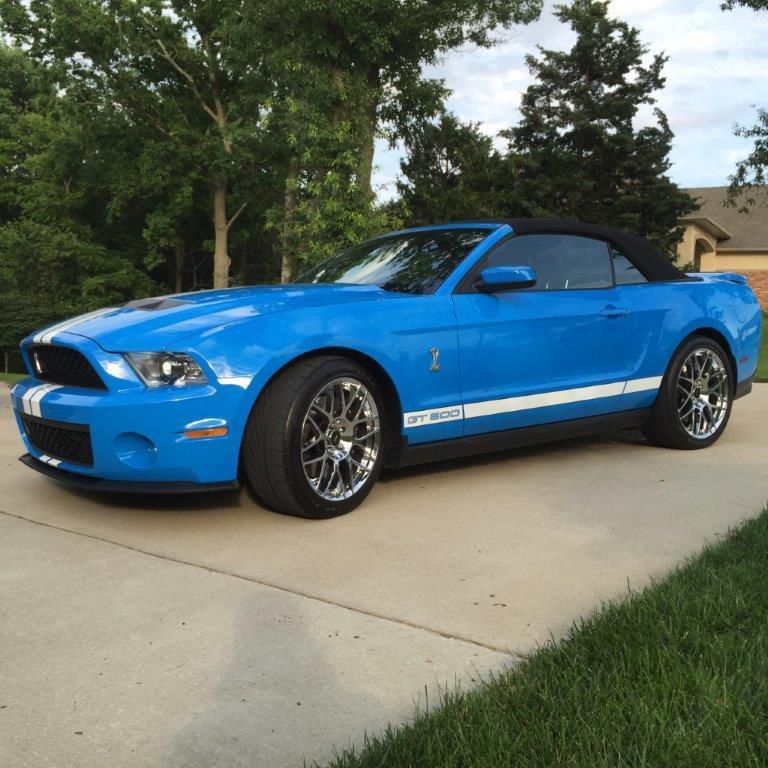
[0, 0, 706, 365]
[757, 313, 768, 383]
[505, 0, 695, 255]
[0, 219, 152, 350]
[398, 114, 515, 225]
[722, 2, 767, 210]
[0, 41, 154, 355]
[397, 1, 694, 256]
[721, 0, 768, 9]
[0, 0, 545, 309]
[727, 109, 768, 210]
[253, 0, 543, 278]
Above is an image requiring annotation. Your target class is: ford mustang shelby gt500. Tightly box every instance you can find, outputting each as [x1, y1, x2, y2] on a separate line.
[11, 219, 762, 518]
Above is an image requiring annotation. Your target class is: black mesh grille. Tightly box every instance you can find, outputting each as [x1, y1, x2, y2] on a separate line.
[27, 344, 106, 389]
[21, 415, 94, 466]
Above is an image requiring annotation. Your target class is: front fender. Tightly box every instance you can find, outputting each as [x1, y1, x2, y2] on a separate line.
[179, 295, 463, 447]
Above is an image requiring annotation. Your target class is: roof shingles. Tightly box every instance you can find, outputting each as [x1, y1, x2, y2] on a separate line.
[684, 186, 768, 251]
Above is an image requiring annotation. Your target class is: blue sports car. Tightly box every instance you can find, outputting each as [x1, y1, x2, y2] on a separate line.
[11, 219, 763, 518]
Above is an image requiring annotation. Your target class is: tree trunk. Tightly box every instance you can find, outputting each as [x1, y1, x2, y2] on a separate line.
[358, 69, 381, 198]
[212, 175, 230, 289]
[358, 93, 378, 197]
[4, 351, 8, 374]
[174, 239, 184, 293]
[281, 156, 300, 284]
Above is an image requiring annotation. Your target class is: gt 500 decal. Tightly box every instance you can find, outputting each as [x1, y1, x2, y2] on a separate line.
[404, 405, 464, 428]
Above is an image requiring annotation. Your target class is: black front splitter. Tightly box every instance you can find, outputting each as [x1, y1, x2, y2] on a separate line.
[19, 453, 240, 495]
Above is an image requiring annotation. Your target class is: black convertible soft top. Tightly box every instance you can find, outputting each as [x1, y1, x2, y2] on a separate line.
[490, 218, 686, 283]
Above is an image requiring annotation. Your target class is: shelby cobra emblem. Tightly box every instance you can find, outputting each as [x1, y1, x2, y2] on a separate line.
[11, 219, 762, 519]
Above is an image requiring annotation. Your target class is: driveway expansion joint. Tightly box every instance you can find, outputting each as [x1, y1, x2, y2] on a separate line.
[0, 507, 520, 657]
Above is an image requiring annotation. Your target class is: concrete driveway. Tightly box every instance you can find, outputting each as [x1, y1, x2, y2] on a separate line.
[1, 385, 767, 767]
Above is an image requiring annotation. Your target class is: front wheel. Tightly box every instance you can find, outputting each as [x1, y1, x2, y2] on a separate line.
[643, 336, 733, 450]
[241, 356, 386, 518]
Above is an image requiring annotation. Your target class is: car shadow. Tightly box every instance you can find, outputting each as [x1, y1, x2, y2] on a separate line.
[38, 429, 650, 513]
[50, 483, 246, 513]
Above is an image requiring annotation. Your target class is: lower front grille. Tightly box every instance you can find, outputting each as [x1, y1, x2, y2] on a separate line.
[21, 414, 94, 466]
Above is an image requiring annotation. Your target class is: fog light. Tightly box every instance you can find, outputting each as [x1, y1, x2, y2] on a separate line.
[114, 432, 157, 469]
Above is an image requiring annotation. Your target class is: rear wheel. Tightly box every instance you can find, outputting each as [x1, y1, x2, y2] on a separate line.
[242, 356, 386, 518]
[643, 336, 733, 450]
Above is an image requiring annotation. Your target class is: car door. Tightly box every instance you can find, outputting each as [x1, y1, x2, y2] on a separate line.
[452, 233, 640, 437]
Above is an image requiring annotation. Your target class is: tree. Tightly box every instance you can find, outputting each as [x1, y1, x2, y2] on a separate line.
[261, 0, 542, 195]
[251, 0, 543, 279]
[505, 0, 695, 255]
[398, 113, 515, 224]
[1, 0, 271, 288]
[257, 37, 399, 281]
[721, 0, 767, 9]
[0, 43, 155, 367]
[722, 1, 768, 207]
[726, 110, 768, 210]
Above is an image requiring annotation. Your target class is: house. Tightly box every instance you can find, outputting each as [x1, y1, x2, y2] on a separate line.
[676, 186, 768, 306]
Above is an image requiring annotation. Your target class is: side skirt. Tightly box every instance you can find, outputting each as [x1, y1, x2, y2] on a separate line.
[734, 374, 754, 400]
[392, 408, 651, 468]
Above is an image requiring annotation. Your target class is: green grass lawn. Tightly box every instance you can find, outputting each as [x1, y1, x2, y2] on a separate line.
[757, 314, 768, 382]
[0, 372, 25, 385]
[327, 506, 768, 768]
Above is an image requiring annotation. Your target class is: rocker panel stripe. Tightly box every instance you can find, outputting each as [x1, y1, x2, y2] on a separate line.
[403, 375, 663, 428]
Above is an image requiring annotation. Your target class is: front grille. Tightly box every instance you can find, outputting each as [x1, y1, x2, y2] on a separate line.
[27, 344, 106, 389]
[21, 414, 94, 466]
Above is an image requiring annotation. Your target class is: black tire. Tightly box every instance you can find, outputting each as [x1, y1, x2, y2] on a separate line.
[241, 355, 387, 518]
[642, 335, 734, 450]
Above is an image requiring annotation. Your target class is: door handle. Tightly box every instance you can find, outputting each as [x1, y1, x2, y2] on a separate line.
[600, 306, 629, 318]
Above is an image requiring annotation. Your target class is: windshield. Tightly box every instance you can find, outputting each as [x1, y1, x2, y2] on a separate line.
[296, 228, 491, 295]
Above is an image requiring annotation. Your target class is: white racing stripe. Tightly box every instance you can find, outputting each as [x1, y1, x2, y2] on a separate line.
[34, 306, 115, 344]
[37, 454, 62, 467]
[464, 381, 626, 420]
[19, 383, 51, 415]
[404, 375, 663, 428]
[622, 375, 663, 394]
[29, 384, 63, 417]
[19, 383, 63, 416]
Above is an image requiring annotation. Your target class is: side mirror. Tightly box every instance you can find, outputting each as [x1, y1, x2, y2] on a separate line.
[475, 265, 537, 293]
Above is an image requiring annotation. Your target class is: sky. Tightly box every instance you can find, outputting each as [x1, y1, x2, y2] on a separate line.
[372, 0, 768, 201]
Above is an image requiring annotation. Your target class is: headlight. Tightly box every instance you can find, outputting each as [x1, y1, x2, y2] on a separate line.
[125, 352, 208, 387]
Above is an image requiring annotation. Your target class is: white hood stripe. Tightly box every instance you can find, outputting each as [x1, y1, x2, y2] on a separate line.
[34, 306, 115, 344]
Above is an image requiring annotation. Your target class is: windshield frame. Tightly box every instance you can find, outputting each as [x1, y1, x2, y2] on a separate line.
[293, 224, 497, 296]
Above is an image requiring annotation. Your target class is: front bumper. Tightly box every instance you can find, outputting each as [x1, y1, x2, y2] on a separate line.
[11, 340, 249, 485]
[20, 453, 240, 494]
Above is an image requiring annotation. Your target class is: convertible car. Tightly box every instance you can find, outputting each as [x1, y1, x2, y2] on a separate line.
[11, 219, 762, 518]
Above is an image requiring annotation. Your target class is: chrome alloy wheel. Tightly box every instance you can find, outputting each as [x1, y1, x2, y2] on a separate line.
[301, 377, 381, 501]
[676, 347, 729, 439]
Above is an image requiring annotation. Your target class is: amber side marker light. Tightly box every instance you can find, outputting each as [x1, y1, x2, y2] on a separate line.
[184, 426, 228, 439]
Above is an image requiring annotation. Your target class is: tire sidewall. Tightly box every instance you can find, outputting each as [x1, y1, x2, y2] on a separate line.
[282, 359, 387, 518]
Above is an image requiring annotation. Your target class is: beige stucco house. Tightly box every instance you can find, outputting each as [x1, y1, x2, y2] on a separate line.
[676, 186, 768, 306]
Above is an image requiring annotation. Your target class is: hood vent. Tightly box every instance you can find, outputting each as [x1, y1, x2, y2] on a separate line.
[124, 298, 190, 312]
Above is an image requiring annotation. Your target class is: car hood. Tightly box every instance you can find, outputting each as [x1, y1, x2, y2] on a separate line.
[32, 284, 399, 352]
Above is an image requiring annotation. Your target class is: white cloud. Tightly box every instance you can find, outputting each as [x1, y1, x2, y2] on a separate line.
[373, 0, 768, 197]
